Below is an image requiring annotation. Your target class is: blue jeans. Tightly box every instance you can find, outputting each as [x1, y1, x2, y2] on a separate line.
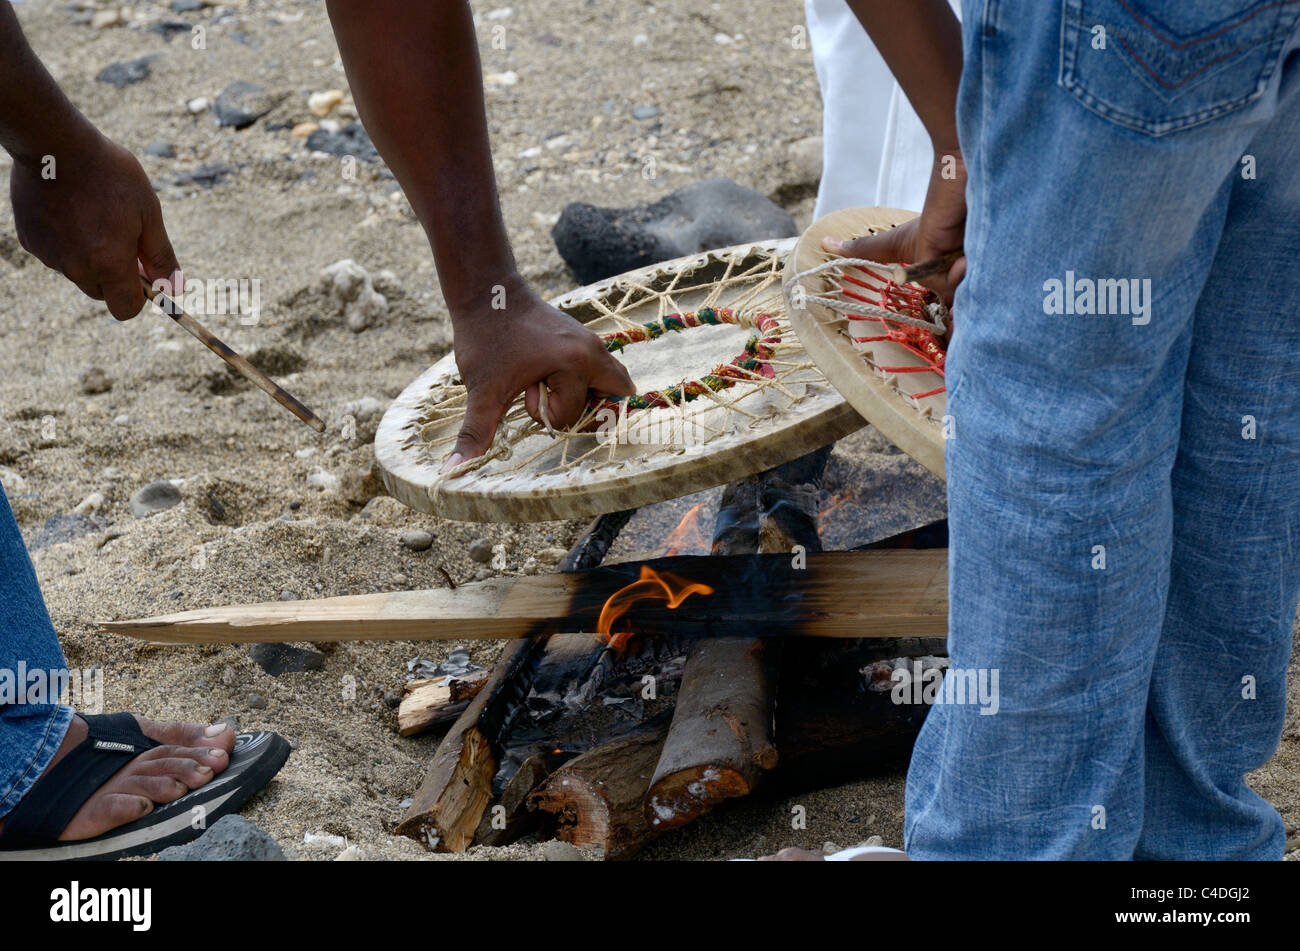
[0, 487, 74, 821]
[905, 1, 1300, 858]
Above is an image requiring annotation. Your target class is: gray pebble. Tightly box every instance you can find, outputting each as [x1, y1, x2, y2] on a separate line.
[146, 20, 193, 42]
[212, 81, 282, 129]
[631, 104, 659, 120]
[543, 840, 587, 861]
[382, 690, 401, 709]
[467, 537, 494, 563]
[278, 590, 298, 602]
[96, 56, 156, 88]
[157, 815, 285, 861]
[143, 141, 176, 158]
[246, 691, 267, 709]
[400, 529, 433, 552]
[129, 480, 181, 518]
[215, 715, 240, 732]
[172, 163, 235, 189]
[304, 121, 380, 163]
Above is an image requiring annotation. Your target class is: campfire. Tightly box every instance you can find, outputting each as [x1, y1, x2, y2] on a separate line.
[394, 430, 950, 858]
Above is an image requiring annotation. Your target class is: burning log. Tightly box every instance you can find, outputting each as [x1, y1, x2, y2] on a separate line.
[646, 448, 828, 831]
[397, 510, 634, 852]
[474, 750, 572, 847]
[527, 716, 671, 859]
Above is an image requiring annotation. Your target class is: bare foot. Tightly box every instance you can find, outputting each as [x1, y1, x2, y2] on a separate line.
[0, 716, 236, 842]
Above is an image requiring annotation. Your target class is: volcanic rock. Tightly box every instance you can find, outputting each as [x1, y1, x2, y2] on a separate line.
[552, 178, 797, 284]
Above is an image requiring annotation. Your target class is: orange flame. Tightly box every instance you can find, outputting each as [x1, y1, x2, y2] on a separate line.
[818, 490, 853, 532]
[662, 503, 710, 556]
[596, 565, 715, 650]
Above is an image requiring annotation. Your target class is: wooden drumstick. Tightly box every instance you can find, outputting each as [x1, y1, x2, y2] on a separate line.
[886, 248, 965, 285]
[140, 276, 326, 433]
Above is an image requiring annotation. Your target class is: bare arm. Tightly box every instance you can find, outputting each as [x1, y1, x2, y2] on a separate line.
[838, 1, 967, 300]
[325, 0, 633, 464]
[324, 0, 512, 314]
[1, 3, 179, 319]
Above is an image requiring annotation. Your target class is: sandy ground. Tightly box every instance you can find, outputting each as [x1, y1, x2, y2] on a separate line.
[1, 0, 1296, 861]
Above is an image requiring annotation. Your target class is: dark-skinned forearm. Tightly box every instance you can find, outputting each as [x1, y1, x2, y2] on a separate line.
[844, 0, 963, 152]
[0, 3, 102, 168]
[325, 0, 519, 316]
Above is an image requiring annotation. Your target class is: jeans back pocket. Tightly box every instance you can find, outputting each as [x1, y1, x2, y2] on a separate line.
[1059, 0, 1300, 136]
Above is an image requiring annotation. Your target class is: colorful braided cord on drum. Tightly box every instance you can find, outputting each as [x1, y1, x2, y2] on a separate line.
[840, 266, 947, 399]
[591, 307, 781, 414]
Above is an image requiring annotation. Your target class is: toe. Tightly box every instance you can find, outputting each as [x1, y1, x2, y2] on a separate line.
[136, 744, 230, 776]
[126, 756, 216, 790]
[60, 793, 152, 842]
[136, 717, 237, 754]
[115, 774, 190, 805]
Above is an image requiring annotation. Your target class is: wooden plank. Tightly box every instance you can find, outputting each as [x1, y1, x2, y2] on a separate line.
[100, 549, 949, 644]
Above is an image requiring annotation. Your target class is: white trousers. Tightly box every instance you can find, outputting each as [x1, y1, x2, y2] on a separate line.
[805, 0, 962, 219]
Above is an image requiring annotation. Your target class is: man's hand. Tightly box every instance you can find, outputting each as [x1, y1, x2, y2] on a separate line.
[10, 131, 180, 320]
[825, 148, 967, 305]
[444, 288, 635, 469]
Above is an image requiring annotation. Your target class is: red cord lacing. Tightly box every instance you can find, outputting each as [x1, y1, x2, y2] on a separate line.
[838, 264, 947, 400]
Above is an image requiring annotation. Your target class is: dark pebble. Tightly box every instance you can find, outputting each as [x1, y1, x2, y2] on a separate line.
[96, 56, 156, 88]
[147, 20, 193, 42]
[212, 81, 281, 129]
[173, 163, 235, 188]
[552, 178, 797, 284]
[249, 642, 325, 676]
[304, 121, 380, 163]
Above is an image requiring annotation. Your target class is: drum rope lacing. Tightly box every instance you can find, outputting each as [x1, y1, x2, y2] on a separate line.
[430, 246, 823, 484]
[790, 256, 950, 401]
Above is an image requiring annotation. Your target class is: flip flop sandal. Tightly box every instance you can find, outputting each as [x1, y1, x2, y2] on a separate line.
[0, 713, 290, 861]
